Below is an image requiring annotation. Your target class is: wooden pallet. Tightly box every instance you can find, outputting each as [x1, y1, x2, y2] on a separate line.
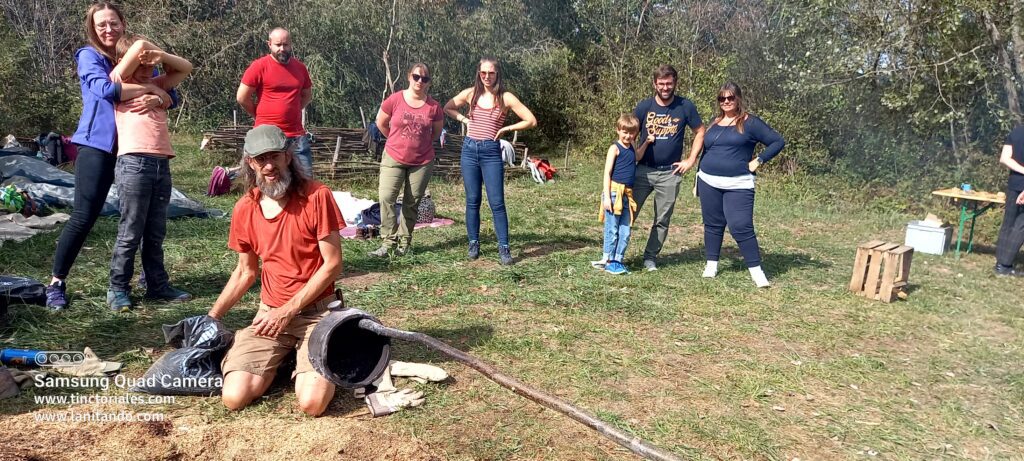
[849, 240, 914, 303]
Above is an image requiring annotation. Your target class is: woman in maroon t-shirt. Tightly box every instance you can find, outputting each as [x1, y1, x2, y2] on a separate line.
[368, 63, 444, 257]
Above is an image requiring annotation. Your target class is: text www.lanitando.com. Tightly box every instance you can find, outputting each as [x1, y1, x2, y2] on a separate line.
[33, 410, 167, 423]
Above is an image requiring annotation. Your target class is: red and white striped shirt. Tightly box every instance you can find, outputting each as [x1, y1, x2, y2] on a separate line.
[467, 101, 507, 141]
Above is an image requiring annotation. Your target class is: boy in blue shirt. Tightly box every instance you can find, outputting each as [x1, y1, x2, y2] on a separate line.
[593, 114, 652, 274]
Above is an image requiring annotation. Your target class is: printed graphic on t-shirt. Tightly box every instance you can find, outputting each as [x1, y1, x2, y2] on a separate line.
[645, 112, 681, 139]
[400, 111, 429, 139]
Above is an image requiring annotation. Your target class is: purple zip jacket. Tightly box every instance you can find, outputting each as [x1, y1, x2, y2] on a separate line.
[71, 46, 178, 153]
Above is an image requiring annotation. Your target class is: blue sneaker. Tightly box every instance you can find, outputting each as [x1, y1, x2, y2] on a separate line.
[605, 261, 629, 275]
[106, 290, 132, 312]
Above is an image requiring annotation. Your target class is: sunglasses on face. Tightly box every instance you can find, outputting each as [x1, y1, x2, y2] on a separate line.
[717, 95, 737, 103]
[479, 71, 496, 78]
[411, 74, 432, 83]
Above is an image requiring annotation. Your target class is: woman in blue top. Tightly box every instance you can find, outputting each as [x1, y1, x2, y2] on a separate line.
[695, 82, 784, 288]
[45, 2, 173, 309]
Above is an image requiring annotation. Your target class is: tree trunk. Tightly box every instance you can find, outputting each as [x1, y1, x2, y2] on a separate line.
[1013, 8, 1023, 88]
[984, 9, 1023, 121]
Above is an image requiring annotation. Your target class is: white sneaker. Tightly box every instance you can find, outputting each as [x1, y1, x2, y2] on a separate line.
[643, 259, 658, 271]
[590, 257, 608, 269]
[749, 266, 770, 288]
[702, 261, 718, 278]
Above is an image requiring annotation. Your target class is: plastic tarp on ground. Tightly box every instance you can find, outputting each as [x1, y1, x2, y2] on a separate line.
[0, 155, 219, 218]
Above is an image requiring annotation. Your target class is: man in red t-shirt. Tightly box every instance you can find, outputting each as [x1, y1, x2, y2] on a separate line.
[208, 125, 345, 416]
[236, 27, 315, 177]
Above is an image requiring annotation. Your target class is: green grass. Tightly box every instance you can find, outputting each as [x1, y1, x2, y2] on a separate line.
[2, 134, 1023, 460]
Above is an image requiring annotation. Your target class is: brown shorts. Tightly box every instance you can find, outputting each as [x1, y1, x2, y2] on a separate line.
[221, 295, 337, 379]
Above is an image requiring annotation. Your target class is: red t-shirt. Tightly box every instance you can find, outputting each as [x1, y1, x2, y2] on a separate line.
[228, 181, 345, 307]
[241, 55, 312, 137]
[380, 91, 443, 165]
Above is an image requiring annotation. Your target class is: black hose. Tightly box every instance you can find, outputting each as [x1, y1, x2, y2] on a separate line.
[358, 319, 685, 461]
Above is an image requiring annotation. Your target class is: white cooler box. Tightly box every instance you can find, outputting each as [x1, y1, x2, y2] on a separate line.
[904, 220, 953, 255]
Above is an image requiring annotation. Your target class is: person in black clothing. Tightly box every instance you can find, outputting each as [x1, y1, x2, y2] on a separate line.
[994, 124, 1024, 276]
[695, 82, 784, 287]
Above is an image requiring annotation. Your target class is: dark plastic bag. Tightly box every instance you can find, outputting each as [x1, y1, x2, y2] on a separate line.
[0, 275, 46, 306]
[132, 315, 234, 396]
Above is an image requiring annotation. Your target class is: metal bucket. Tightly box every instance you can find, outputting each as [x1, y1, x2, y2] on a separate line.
[307, 305, 391, 389]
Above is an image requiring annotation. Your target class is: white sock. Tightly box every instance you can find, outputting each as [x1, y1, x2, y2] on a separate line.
[702, 260, 718, 278]
[749, 266, 770, 288]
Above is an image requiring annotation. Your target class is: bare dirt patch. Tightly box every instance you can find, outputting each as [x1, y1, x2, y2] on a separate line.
[337, 270, 392, 291]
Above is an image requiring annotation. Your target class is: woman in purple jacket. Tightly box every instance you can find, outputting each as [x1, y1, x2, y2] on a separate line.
[45, 2, 173, 309]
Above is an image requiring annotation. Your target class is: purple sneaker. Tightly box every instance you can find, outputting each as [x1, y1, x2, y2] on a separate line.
[45, 281, 67, 310]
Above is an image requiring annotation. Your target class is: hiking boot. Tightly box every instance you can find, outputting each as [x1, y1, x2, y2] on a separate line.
[396, 245, 411, 257]
[368, 246, 390, 258]
[45, 280, 68, 311]
[467, 240, 480, 260]
[498, 245, 514, 266]
[145, 285, 192, 303]
[106, 290, 132, 312]
[643, 259, 658, 272]
[605, 261, 629, 275]
[994, 264, 1024, 277]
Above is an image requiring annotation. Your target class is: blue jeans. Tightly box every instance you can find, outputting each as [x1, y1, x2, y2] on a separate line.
[109, 154, 172, 292]
[697, 177, 761, 267]
[461, 138, 509, 246]
[290, 133, 313, 178]
[52, 145, 116, 278]
[602, 191, 632, 261]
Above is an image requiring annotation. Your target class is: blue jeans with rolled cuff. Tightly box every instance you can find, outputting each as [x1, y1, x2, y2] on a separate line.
[109, 154, 173, 293]
[602, 191, 632, 262]
[460, 138, 509, 247]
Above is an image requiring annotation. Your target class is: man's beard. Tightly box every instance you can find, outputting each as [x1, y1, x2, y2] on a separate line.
[257, 167, 292, 200]
[272, 50, 292, 63]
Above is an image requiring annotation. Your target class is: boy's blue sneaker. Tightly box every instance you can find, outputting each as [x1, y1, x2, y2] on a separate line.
[605, 261, 628, 275]
[106, 290, 132, 312]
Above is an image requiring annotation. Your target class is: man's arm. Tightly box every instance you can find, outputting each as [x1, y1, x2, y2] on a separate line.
[208, 251, 259, 320]
[252, 232, 343, 337]
[236, 83, 257, 117]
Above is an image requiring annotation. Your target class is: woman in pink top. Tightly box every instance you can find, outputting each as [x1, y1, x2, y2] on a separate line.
[369, 63, 444, 257]
[444, 57, 536, 265]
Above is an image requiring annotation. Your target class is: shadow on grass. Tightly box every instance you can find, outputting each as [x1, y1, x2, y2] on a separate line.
[650, 245, 831, 276]
[516, 232, 601, 261]
[384, 324, 496, 365]
[172, 271, 233, 299]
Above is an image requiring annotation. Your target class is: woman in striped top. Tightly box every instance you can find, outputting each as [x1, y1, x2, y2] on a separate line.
[445, 57, 537, 265]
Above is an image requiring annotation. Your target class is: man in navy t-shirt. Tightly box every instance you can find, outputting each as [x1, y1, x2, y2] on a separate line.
[632, 64, 705, 271]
